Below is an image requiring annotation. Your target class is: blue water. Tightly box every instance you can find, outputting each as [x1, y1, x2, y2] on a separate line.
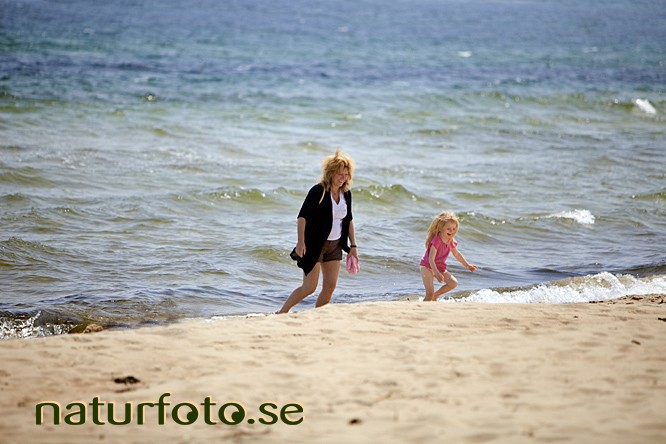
[1, 0, 665, 338]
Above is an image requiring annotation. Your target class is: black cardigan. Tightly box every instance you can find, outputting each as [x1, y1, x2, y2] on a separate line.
[296, 183, 353, 276]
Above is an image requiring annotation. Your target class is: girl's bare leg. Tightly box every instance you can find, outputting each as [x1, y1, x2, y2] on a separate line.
[433, 271, 458, 300]
[277, 263, 321, 313]
[420, 266, 436, 301]
[315, 260, 340, 307]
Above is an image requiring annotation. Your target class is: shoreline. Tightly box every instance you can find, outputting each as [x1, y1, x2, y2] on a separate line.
[1, 295, 665, 443]
[3, 272, 665, 340]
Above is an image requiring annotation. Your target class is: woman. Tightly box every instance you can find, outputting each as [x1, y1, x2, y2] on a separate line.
[278, 149, 358, 313]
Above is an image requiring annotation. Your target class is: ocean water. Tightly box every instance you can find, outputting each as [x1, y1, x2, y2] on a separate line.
[1, 0, 665, 339]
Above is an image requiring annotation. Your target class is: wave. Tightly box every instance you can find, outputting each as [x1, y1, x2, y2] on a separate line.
[185, 182, 442, 214]
[0, 237, 62, 266]
[617, 261, 666, 277]
[354, 184, 428, 206]
[0, 167, 58, 188]
[444, 210, 597, 241]
[0, 311, 75, 340]
[0, 192, 32, 205]
[631, 190, 666, 202]
[464, 91, 664, 114]
[195, 187, 304, 210]
[634, 98, 657, 115]
[204, 188, 270, 202]
[0, 285, 283, 340]
[448, 273, 666, 304]
[542, 209, 595, 225]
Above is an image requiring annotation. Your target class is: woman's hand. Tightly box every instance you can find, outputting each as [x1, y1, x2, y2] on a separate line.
[295, 242, 306, 258]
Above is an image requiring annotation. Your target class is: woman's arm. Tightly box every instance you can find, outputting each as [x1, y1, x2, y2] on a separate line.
[348, 220, 357, 258]
[295, 217, 306, 257]
[295, 184, 323, 258]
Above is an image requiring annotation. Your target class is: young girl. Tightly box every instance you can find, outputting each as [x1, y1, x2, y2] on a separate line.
[420, 211, 477, 301]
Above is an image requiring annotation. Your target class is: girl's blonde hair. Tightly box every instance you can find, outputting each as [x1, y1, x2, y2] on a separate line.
[320, 149, 354, 193]
[425, 211, 459, 247]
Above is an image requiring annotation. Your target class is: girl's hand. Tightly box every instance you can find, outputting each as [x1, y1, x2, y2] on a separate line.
[435, 272, 445, 282]
[467, 264, 478, 272]
[295, 242, 306, 258]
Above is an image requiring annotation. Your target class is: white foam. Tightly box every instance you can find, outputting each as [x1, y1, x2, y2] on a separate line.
[207, 312, 268, 322]
[635, 98, 657, 115]
[0, 312, 72, 340]
[546, 209, 595, 225]
[448, 273, 666, 304]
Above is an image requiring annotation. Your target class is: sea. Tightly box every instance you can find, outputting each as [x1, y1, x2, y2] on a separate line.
[1, 0, 665, 339]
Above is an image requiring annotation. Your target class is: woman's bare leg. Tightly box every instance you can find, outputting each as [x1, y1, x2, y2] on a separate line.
[277, 263, 321, 313]
[315, 260, 340, 307]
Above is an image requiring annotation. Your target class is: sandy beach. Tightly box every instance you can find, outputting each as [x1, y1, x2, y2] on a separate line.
[1, 294, 665, 443]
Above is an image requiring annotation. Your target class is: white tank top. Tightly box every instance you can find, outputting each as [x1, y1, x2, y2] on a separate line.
[327, 193, 347, 240]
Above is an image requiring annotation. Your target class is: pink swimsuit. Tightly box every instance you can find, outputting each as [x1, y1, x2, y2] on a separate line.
[420, 236, 457, 271]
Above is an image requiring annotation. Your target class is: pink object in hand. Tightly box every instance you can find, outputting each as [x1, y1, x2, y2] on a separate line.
[346, 255, 360, 275]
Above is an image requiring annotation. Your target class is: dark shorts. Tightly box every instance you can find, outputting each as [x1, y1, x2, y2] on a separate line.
[318, 239, 343, 263]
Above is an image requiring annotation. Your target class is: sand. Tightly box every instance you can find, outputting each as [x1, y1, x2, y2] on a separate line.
[1, 294, 665, 443]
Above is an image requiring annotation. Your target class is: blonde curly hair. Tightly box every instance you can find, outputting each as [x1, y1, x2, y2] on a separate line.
[425, 211, 459, 248]
[319, 149, 354, 193]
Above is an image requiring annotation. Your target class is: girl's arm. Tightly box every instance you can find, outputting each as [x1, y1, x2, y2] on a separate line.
[451, 247, 477, 272]
[428, 246, 445, 281]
